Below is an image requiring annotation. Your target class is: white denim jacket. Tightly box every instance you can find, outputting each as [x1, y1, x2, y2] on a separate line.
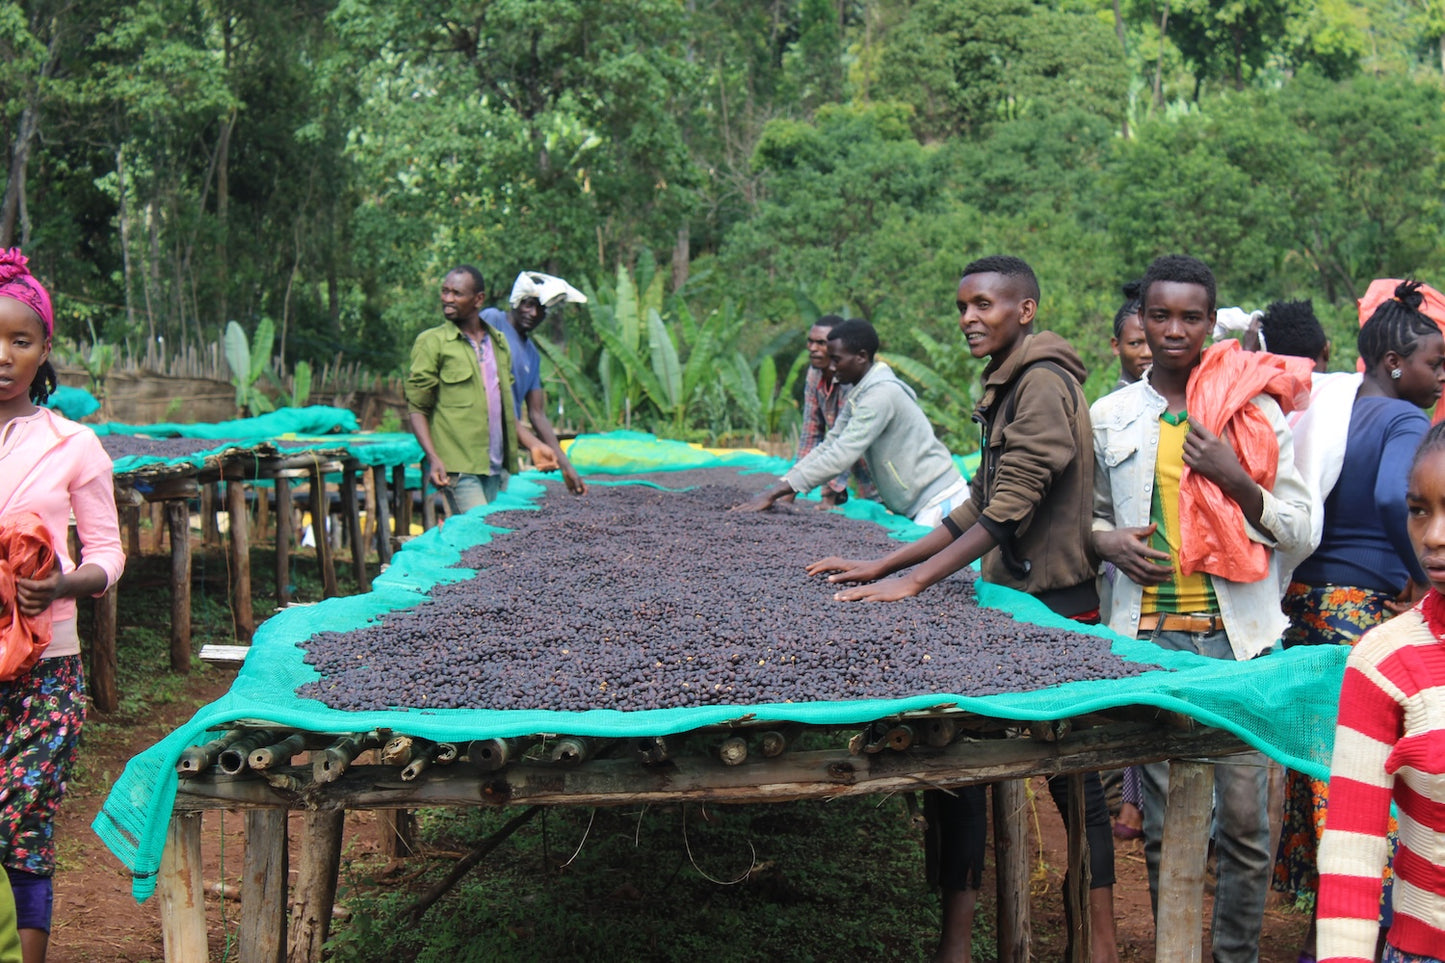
[1090, 378, 1312, 660]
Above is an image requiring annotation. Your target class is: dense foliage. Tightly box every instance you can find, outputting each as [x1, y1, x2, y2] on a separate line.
[5, 0, 1445, 445]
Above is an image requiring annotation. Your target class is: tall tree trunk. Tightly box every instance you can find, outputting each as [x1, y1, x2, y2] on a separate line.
[0, 21, 61, 248]
[1113, 0, 1130, 137]
[117, 145, 139, 337]
[671, 223, 690, 292]
[1152, 0, 1170, 109]
[216, 108, 235, 324]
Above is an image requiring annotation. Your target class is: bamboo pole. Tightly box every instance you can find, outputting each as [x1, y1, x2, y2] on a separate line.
[227, 479, 254, 642]
[166, 499, 191, 673]
[286, 810, 345, 963]
[1155, 759, 1212, 963]
[992, 780, 1030, 963]
[239, 809, 288, 963]
[158, 812, 207, 963]
[90, 582, 119, 713]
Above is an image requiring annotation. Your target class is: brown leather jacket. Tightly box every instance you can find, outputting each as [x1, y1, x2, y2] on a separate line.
[946, 332, 1098, 615]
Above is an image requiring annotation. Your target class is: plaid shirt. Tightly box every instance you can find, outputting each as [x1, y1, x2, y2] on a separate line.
[796, 365, 873, 495]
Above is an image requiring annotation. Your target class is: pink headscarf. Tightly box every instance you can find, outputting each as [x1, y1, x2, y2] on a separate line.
[0, 248, 53, 338]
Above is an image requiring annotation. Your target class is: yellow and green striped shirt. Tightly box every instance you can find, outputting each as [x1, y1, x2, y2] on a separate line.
[1142, 411, 1219, 615]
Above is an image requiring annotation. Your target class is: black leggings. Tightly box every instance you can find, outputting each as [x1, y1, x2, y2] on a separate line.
[930, 770, 1115, 892]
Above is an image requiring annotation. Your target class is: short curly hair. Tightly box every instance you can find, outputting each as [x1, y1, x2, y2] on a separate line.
[1259, 299, 1327, 361]
[1140, 254, 1216, 313]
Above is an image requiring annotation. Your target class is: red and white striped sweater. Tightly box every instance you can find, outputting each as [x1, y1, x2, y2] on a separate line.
[1317, 590, 1445, 963]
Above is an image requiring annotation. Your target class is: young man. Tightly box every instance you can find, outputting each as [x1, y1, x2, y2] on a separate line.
[781, 315, 872, 509]
[405, 265, 518, 513]
[493, 271, 588, 495]
[1090, 254, 1313, 963]
[809, 255, 1116, 963]
[736, 319, 965, 526]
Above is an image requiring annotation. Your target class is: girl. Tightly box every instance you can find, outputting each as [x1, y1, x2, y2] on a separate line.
[1316, 420, 1445, 962]
[1110, 279, 1151, 389]
[0, 249, 123, 963]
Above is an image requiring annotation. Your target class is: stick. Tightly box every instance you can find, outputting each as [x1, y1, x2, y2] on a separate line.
[406, 806, 542, 921]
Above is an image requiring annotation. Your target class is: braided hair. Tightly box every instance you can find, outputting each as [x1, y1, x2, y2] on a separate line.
[1411, 419, 1445, 476]
[1358, 280, 1439, 368]
[1112, 279, 1143, 339]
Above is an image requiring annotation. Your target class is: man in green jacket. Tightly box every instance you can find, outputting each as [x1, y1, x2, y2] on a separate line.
[405, 265, 519, 513]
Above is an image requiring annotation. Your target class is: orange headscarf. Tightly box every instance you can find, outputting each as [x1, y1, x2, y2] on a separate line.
[1179, 340, 1314, 582]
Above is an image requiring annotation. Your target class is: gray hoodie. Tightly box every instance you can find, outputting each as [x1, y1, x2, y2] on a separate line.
[783, 361, 960, 518]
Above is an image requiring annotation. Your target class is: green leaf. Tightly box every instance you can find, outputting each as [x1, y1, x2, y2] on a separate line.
[251, 318, 275, 382]
[646, 308, 682, 410]
[291, 361, 312, 407]
[224, 322, 251, 409]
[533, 335, 606, 429]
[595, 320, 671, 416]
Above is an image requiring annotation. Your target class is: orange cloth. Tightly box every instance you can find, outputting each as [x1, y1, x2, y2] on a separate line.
[1356, 279, 1445, 424]
[1180, 341, 1314, 582]
[0, 511, 56, 680]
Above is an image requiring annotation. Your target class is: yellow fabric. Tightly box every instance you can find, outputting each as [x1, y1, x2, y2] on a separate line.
[1143, 415, 1218, 615]
[0, 872, 20, 963]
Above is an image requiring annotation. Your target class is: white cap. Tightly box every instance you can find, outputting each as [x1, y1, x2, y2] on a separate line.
[509, 272, 587, 309]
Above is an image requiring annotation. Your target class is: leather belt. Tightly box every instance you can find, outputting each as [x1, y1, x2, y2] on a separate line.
[1138, 612, 1226, 633]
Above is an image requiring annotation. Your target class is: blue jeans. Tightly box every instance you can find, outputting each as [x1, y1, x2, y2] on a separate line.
[443, 471, 505, 514]
[1138, 626, 1271, 963]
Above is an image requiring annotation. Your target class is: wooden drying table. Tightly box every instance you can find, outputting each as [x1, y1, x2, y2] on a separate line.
[157, 707, 1249, 963]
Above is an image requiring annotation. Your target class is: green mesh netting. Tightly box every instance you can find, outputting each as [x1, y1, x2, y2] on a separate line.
[43, 385, 100, 420]
[93, 432, 1347, 902]
[93, 405, 360, 439]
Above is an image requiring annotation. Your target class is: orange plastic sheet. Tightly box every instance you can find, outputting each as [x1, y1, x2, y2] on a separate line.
[1180, 341, 1314, 582]
[1356, 279, 1445, 424]
[0, 511, 56, 680]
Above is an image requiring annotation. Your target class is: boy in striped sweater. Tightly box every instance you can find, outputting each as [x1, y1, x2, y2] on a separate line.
[1317, 420, 1445, 963]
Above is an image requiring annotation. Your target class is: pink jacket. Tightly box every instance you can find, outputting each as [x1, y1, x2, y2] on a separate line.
[0, 408, 124, 630]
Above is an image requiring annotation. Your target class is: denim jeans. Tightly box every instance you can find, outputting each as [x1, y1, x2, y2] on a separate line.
[1138, 626, 1271, 963]
[443, 471, 505, 514]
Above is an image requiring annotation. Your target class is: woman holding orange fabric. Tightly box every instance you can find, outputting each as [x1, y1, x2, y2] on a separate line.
[1274, 281, 1445, 963]
[0, 249, 123, 963]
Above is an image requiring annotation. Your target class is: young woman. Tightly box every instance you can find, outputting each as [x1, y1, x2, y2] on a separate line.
[1316, 420, 1445, 962]
[0, 249, 124, 963]
[1278, 282, 1445, 962]
[1109, 279, 1150, 389]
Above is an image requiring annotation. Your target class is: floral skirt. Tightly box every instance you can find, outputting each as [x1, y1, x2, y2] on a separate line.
[1273, 582, 1396, 908]
[0, 656, 86, 876]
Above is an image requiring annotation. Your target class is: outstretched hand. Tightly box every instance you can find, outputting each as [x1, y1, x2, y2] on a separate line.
[832, 577, 920, 603]
[1093, 525, 1171, 586]
[805, 556, 885, 584]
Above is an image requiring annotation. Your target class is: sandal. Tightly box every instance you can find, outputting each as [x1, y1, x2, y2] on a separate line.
[1112, 822, 1143, 841]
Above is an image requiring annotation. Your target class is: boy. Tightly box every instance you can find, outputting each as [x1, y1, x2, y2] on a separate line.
[1090, 254, 1312, 963]
[810, 255, 1116, 963]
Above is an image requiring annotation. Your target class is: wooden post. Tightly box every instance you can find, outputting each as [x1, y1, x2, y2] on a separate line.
[240, 809, 288, 963]
[420, 457, 436, 530]
[287, 809, 345, 963]
[275, 476, 292, 606]
[1065, 773, 1090, 963]
[393, 464, 412, 539]
[1155, 760, 1213, 963]
[149, 500, 165, 553]
[308, 465, 338, 599]
[992, 779, 1031, 963]
[227, 479, 255, 642]
[256, 482, 271, 545]
[158, 811, 207, 963]
[122, 502, 141, 558]
[201, 482, 221, 547]
[90, 582, 119, 713]
[371, 465, 393, 564]
[376, 809, 416, 858]
[67, 524, 81, 568]
[166, 499, 192, 673]
[340, 461, 369, 592]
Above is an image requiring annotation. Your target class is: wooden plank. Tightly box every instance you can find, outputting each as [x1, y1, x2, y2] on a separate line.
[228, 480, 255, 642]
[286, 809, 344, 963]
[158, 812, 207, 963]
[371, 466, 393, 564]
[90, 582, 119, 713]
[339, 461, 369, 593]
[239, 809, 288, 963]
[1155, 759, 1212, 963]
[309, 465, 338, 599]
[992, 779, 1030, 963]
[1064, 772, 1089, 963]
[199, 644, 250, 668]
[166, 499, 192, 673]
[172, 725, 1251, 812]
[275, 476, 292, 607]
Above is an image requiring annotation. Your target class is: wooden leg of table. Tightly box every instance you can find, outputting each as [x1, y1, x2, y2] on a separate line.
[202, 482, 221, 547]
[420, 458, 436, 530]
[393, 464, 412, 539]
[1155, 759, 1213, 963]
[371, 466, 393, 564]
[287, 810, 345, 963]
[340, 462, 369, 592]
[992, 779, 1031, 963]
[309, 467, 338, 599]
[240, 809, 288, 963]
[256, 483, 271, 545]
[275, 477, 292, 607]
[150, 501, 165, 554]
[90, 582, 119, 713]
[167, 500, 192, 673]
[159, 811, 207, 963]
[376, 809, 416, 858]
[123, 503, 141, 558]
[228, 480, 255, 642]
[1065, 773, 1090, 963]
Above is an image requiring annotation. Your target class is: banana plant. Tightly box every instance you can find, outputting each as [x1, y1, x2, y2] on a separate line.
[224, 318, 276, 416]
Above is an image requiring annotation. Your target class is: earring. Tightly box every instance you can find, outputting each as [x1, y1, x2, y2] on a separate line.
[1392, 368, 1402, 380]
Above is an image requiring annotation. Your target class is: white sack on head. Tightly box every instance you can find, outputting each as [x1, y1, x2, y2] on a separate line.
[1213, 306, 1265, 349]
[509, 272, 588, 309]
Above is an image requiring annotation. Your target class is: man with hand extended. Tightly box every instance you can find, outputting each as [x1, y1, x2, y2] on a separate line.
[780, 315, 872, 510]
